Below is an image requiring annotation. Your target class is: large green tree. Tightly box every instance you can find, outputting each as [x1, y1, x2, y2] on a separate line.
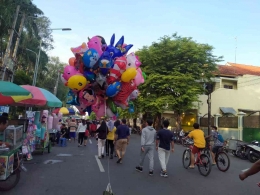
[135, 34, 222, 129]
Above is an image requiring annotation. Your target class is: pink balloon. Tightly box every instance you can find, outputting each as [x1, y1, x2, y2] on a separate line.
[126, 52, 141, 69]
[95, 102, 105, 119]
[87, 36, 103, 57]
[134, 68, 144, 86]
[62, 65, 81, 80]
[91, 96, 101, 113]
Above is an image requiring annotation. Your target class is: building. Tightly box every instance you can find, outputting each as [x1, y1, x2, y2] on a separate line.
[199, 62, 260, 117]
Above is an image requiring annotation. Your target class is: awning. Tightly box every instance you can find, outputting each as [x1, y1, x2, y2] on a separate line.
[238, 109, 260, 116]
[220, 107, 236, 115]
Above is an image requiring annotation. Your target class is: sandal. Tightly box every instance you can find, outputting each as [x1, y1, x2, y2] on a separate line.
[189, 166, 195, 169]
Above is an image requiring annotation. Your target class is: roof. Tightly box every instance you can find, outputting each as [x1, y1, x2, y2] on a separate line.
[215, 62, 260, 76]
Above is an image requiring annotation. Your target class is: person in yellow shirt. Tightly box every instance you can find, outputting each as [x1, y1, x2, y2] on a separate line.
[106, 120, 120, 159]
[183, 123, 205, 169]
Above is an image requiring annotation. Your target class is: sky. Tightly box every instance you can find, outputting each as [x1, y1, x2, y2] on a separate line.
[33, 0, 260, 66]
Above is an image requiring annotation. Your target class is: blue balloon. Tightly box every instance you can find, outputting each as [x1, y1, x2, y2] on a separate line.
[99, 51, 113, 69]
[82, 49, 99, 69]
[99, 68, 109, 76]
[106, 82, 121, 97]
[66, 90, 80, 106]
[83, 70, 96, 82]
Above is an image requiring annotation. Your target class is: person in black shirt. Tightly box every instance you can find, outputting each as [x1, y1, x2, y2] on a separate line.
[156, 120, 174, 178]
[57, 123, 67, 144]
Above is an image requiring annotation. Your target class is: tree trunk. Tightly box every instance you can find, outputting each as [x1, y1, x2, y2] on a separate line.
[133, 118, 137, 128]
[142, 112, 148, 123]
[153, 112, 162, 131]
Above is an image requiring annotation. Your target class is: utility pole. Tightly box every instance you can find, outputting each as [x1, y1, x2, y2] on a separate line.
[207, 93, 211, 135]
[1, 5, 20, 81]
[11, 12, 26, 82]
[206, 83, 213, 135]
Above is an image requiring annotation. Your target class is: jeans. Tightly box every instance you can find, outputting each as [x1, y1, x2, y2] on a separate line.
[106, 139, 114, 155]
[98, 139, 106, 157]
[139, 145, 154, 171]
[158, 147, 170, 171]
[78, 132, 85, 145]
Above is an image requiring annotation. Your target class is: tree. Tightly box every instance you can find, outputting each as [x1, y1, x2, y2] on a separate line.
[37, 56, 68, 103]
[135, 34, 222, 130]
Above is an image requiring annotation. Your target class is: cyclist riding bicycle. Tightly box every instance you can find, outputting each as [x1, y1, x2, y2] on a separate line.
[206, 126, 223, 165]
[183, 123, 205, 169]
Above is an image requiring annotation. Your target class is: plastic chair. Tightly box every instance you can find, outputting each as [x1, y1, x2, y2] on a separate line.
[59, 138, 67, 147]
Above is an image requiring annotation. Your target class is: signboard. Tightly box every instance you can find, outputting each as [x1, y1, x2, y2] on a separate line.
[0, 106, 9, 115]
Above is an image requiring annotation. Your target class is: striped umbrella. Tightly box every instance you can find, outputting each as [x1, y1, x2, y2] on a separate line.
[16, 85, 62, 107]
[0, 81, 32, 105]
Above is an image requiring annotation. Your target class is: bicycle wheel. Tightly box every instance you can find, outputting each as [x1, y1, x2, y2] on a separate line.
[216, 151, 230, 172]
[0, 169, 20, 191]
[198, 154, 211, 177]
[182, 149, 191, 169]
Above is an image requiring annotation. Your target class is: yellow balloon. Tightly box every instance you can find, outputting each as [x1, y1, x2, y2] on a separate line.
[121, 67, 137, 82]
[66, 75, 87, 91]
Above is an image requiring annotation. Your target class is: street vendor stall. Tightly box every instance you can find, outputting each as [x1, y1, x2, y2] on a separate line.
[13, 85, 62, 159]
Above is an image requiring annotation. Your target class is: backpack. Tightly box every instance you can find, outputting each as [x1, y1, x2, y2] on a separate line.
[217, 133, 224, 143]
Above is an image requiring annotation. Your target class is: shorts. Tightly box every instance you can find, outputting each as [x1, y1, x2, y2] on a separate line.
[116, 139, 127, 152]
[212, 146, 222, 154]
[70, 132, 76, 138]
[84, 136, 88, 140]
[192, 145, 204, 154]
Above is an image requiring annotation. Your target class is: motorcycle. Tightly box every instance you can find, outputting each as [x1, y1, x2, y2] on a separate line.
[246, 140, 260, 163]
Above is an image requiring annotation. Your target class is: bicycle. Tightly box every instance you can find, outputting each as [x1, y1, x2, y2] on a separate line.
[203, 138, 230, 172]
[182, 141, 212, 177]
[0, 147, 27, 191]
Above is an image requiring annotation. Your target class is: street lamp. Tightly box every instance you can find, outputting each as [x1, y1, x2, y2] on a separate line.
[32, 28, 71, 86]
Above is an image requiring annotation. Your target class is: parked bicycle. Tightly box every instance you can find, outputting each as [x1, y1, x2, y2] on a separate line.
[182, 140, 212, 176]
[203, 138, 230, 172]
[0, 147, 27, 191]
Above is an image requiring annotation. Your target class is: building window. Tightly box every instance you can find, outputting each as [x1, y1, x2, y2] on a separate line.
[224, 85, 233, 89]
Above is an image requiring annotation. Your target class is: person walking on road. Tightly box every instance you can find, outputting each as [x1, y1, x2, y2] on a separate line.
[114, 119, 130, 164]
[96, 119, 108, 159]
[136, 119, 156, 176]
[77, 120, 87, 147]
[239, 159, 260, 187]
[69, 118, 77, 142]
[106, 120, 119, 159]
[156, 120, 175, 178]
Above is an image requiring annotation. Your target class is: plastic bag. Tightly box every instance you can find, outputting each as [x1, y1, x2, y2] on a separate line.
[103, 183, 113, 195]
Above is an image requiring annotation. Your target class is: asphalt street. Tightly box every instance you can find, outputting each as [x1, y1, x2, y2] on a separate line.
[2, 134, 260, 195]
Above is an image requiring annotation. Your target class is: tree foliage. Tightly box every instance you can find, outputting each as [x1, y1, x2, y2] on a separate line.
[135, 34, 223, 129]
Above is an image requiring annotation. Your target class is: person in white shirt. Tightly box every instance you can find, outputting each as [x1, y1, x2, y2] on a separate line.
[77, 120, 87, 147]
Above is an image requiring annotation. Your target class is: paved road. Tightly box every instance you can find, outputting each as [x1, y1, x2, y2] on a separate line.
[2, 134, 260, 195]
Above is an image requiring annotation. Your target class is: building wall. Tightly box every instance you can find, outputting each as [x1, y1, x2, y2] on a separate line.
[198, 74, 260, 116]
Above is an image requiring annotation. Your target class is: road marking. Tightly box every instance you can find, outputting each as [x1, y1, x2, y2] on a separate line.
[95, 155, 105, 172]
[57, 153, 72, 157]
[242, 168, 249, 172]
[89, 139, 92, 144]
[44, 160, 63, 164]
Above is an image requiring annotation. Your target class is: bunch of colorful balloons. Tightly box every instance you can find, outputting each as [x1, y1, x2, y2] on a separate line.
[61, 34, 147, 119]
